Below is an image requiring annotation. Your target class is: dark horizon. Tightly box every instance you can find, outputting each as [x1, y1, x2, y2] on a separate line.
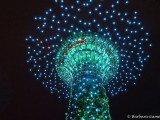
[0, 0, 160, 120]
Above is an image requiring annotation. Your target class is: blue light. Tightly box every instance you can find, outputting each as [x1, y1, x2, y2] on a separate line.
[125, 1, 129, 4]
[27, 0, 151, 99]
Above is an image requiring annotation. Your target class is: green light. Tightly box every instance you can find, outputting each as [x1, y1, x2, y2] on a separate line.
[56, 33, 119, 85]
[56, 33, 119, 120]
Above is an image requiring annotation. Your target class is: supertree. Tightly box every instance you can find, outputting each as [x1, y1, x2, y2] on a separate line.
[26, 0, 152, 119]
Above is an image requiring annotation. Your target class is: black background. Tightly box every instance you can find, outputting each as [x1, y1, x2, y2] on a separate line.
[0, 0, 160, 120]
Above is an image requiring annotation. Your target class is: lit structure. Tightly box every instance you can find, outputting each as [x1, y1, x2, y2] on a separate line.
[26, 0, 151, 119]
[56, 33, 119, 119]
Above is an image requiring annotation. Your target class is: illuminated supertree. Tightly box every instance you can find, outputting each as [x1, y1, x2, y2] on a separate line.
[26, 0, 152, 119]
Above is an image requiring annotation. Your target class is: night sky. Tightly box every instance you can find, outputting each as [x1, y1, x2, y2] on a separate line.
[0, 0, 160, 120]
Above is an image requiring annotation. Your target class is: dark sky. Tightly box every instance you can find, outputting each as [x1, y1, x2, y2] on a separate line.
[0, 0, 160, 120]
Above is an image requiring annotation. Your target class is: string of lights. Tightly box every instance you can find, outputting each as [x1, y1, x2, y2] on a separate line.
[26, 0, 151, 98]
[26, 0, 152, 119]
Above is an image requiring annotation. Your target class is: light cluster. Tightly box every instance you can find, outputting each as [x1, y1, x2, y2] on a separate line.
[66, 77, 111, 120]
[26, 0, 151, 98]
[55, 33, 119, 85]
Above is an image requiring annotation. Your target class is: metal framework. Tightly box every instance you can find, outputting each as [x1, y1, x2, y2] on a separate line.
[55, 33, 119, 120]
